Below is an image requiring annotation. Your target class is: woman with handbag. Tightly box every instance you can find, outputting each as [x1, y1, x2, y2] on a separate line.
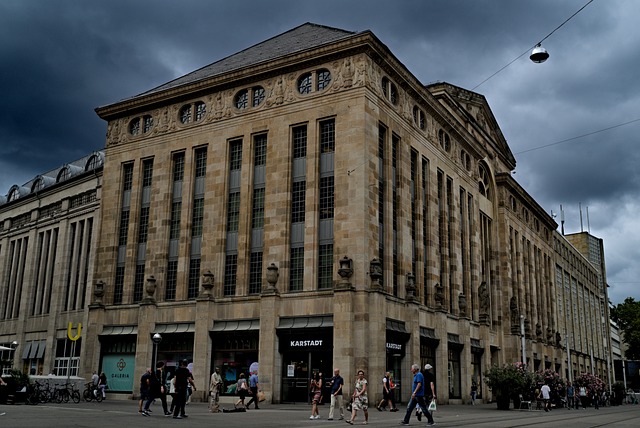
[346, 370, 369, 425]
[235, 373, 249, 409]
[309, 371, 322, 419]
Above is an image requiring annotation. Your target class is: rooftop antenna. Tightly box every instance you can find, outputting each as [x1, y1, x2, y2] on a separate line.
[560, 204, 565, 235]
[586, 206, 590, 233]
[579, 202, 584, 232]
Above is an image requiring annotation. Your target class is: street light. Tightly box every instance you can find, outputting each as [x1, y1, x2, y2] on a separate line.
[530, 43, 550, 63]
[152, 333, 162, 370]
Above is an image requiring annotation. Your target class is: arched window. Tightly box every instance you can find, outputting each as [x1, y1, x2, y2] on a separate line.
[179, 101, 207, 125]
[234, 86, 265, 110]
[297, 69, 331, 95]
[478, 163, 491, 199]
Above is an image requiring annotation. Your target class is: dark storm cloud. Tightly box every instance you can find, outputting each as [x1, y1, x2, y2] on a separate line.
[1, 0, 638, 303]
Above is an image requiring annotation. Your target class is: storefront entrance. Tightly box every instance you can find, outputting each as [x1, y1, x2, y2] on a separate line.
[277, 317, 333, 404]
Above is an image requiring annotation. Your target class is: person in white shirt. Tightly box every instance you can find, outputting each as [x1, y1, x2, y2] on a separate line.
[540, 383, 551, 412]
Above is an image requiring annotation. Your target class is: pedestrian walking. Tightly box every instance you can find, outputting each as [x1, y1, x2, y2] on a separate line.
[309, 371, 322, 419]
[172, 359, 196, 419]
[245, 370, 260, 409]
[328, 368, 345, 421]
[400, 363, 435, 426]
[470, 380, 478, 405]
[541, 382, 551, 412]
[377, 371, 397, 411]
[566, 382, 575, 409]
[345, 370, 368, 425]
[235, 373, 249, 409]
[138, 368, 153, 416]
[155, 362, 170, 416]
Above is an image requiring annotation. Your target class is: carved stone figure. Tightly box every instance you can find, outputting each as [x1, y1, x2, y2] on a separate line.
[263, 263, 280, 295]
[510, 296, 519, 326]
[478, 281, 489, 314]
[434, 283, 445, 307]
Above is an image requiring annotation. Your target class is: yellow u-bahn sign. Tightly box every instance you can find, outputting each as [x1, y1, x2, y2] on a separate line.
[67, 322, 82, 341]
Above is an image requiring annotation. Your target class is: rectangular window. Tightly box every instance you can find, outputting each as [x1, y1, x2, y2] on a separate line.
[251, 188, 265, 229]
[289, 247, 304, 292]
[319, 176, 334, 220]
[224, 254, 238, 296]
[191, 198, 204, 237]
[165, 260, 177, 301]
[123, 163, 134, 191]
[291, 181, 306, 223]
[137, 206, 150, 244]
[392, 135, 399, 296]
[320, 119, 335, 153]
[230, 140, 243, 171]
[249, 251, 263, 295]
[142, 160, 153, 187]
[173, 152, 185, 181]
[293, 125, 307, 159]
[170, 202, 182, 240]
[195, 148, 207, 178]
[118, 210, 130, 246]
[254, 134, 267, 166]
[113, 265, 125, 305]
[226, 192, 240, 232]
[187, 258, 201, 299]
[53, 338, 81, 377]
[378, 124, 386, 273]
[318, 244, 333, 290]
[133, 263, 145, 303]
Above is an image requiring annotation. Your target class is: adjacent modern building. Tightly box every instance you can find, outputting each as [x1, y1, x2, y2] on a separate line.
[1, 23, 611, 404]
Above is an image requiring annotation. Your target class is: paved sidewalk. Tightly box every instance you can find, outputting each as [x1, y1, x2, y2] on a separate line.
[1, 398, 639, 427]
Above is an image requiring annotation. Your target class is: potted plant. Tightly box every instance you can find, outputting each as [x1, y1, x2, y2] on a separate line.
[484, 363, 534, 410]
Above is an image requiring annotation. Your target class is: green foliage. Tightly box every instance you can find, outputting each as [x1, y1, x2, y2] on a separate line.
[9, 369, 30, 389]
[484, 363, 535, 397]
[610, 297, 640, 359]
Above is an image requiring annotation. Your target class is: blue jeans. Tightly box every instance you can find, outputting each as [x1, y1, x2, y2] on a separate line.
[403, 396, 433, 424]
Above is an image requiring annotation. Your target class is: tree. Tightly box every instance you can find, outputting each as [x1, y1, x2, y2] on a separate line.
[610, 297, 640, 359]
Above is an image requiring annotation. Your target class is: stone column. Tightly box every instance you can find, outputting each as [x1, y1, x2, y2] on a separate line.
[259, 263, 281, 403]
[194, 273, 215, 401]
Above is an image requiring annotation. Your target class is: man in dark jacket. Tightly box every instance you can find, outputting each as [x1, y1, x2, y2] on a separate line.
[172, 360, 196, 419]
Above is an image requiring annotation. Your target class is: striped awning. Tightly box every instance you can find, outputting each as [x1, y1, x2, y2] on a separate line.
[100, 325, 138, 335]
[213, 319, 260, 332]
[153, 323, 195, 334]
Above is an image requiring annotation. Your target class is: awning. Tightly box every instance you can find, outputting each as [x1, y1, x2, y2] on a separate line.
[36, 340, 46, 358]
[447, 333, 464, 349]
[277, 316, 333, 329]
[100, 325, 138, 335]
[153, 323, 195, 334]
[420, 327, 438, 340]
[21, 340, 46, 360]
[471, 338, 484, 354]
[213, 319, 259, 332]
[29, 341, 39, 359]
[386, 319, 408, 333]
[21, 342, 32, 359]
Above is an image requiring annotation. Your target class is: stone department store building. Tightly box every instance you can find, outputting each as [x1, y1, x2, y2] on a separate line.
[1, 23, 612, 403]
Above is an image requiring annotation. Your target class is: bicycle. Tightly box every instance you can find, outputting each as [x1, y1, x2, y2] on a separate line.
[83, 382, 103, 402]
[54, 382, 81, 404]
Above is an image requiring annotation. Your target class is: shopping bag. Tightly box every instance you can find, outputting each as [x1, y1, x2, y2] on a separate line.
[428, 399, 437, 412]
[258, 391, 266, 402]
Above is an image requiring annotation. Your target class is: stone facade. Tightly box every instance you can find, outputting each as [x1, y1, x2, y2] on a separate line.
[0, 23, 611, 404]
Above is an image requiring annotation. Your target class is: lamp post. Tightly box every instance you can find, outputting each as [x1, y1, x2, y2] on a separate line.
[152, 333, 162, 370]
[520, 315, 526, 367]
[566, 332, 573, 385]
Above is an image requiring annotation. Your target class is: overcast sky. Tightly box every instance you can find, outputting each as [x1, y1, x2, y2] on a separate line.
[1, 0, 638, 305]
